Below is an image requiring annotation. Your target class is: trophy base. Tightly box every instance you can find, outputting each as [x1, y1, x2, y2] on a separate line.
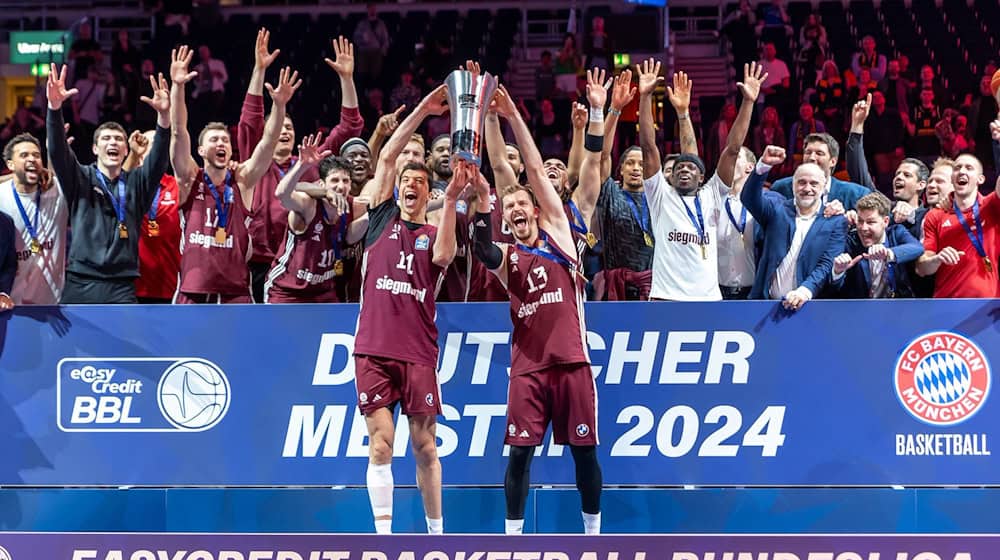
[453, 150, 481, 166]
[451, 129, 482, 166]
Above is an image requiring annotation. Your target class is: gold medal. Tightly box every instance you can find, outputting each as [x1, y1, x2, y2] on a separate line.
[643, 232, 653, 247]
[701, 244, 708, 260]
[986, 257, 994, 274]
[148, 220, 160, 238]
[333, 259, 345, 277]
[585, 232, 597, 248]
[29, 238, 41, 254]
[118, 222, 128, 239]
[215, 227, 227, 244]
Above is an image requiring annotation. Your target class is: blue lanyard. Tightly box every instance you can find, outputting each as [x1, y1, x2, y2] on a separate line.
[624, 192, 650, 234]
[203, 171, 234, 228]
[148, 185, 161, 221]
[681, 192, 706, 243]
[320, 203, 348, 260]
[276, 157, 298, 179]
[566, 200, 588, 235]
[95, 169, 127, 224]
[724, 197, 747, 234]
[10, 183, 40, 241]
[515, 231, 572, 269]
[953, 197, 987, 259]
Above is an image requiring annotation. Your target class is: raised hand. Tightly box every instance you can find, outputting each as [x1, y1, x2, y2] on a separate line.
[463, 59, 482, 76]
[586, 67, 608, 109]
[376, 105, 406, 137]
[324, 36, 354, 77]
[636, 58, 663, 97]
[265, 66, 302, 107]
[46, 64, 78, 110]
[570, 102, 587, 131]
[139, 72, 170, 115]
[170, 46, 198, 85]
[611, 69, 636, 112]
[761, 145, 786, 167]
[489, 85, 518, 119]
[833, 253, 864, 275]
[420, 84, 450, 117]
[255, 28, 280, 70]
[299, 133, 333, 166]
[737, 61, 768, 103]
[447, 159, 472, 199]
[851, 93, 873, 131]
[666, 71, 693, 113]
[129, 130, 149, 159]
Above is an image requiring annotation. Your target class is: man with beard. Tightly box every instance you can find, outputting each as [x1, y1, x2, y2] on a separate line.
[471, 85, 603, 536]
[742, 147, 847, 311]
[340, 137, 373, 196]
[352, 85, 461, 534]
[637, 58, 722, 301]
[426, 134, 451, 192]
[0, 133, 68, 303]
[239, 31, 363, 303]
[169, 46, 299, 303]
[916, 153, 1000, 298]
[45, 63, 171, 303]
[830, 192, 923, 298]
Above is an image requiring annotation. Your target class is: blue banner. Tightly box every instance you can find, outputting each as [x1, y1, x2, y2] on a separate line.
[1, 301, 999, 486]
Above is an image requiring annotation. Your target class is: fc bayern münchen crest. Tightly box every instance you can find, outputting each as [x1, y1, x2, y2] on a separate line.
[895, 331, 991, 426]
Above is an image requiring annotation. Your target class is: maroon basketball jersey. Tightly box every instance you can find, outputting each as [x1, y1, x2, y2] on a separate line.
[354, 201, 445, 368]
[265, 200, 349, 302]
[507, 230, 589, 375]
[178, 170, 252, 296]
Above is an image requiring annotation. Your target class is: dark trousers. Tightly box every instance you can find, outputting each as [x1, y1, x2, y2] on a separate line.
[719, 285, 752, 300]
[249, 261, 269, 304]
[61, 272, 137, 304]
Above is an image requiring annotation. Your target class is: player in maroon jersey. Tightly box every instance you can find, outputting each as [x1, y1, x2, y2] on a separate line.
[472, 85, 603, 535]
[168, 45, 300, 303]
[352, 85, 463, 535]
[265, 135, 368, 302]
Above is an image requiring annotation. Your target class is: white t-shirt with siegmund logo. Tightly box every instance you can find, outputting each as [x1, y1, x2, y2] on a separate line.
[0, 178, 68, 304]
[643, 171, 724, 301]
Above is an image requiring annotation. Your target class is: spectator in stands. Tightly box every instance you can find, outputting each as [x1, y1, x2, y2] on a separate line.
[0, 210, 13, 310]
[554, 33, 582, 97]
[0, 133, 68, 304]
[751, 106, 786, 159]
[913, 65, 948, 108]
[362, 88, 387, 135]
[102, 73, 132, 129]
[897, 54, 916, 89]
[353, 3, 390, 87]
[770, 132, 871, 210]
[0, 106, 45, 145]
[852, 69, 879, 104]
[534, 99, 564, 158]
[759, 42, 791, 109]
[878, 59, 911, 115]
[742, 145, 847, 310]
[69, 22, 103, 83]
[722, 0, 757, 71]
[389, 70, 420, 113]
[134, 59, 158, 131]
[71, 66, 108, 164]
[704, 102, 737, 173]
[936, 110, 974, 159]
[46, 62, 171, 303]
[815, 60, 846, 137]
[830, 191, 923, 298]
[965, 74, 998, 166]
[917, 154, 999, 298]
[851, 36, 887, 83]
[584, 16, 611, 71]
[755, 0, 792, 43]
[112, 30, 140, 83]
[536, 50, 556, 102]
[905, 88, 942, 159]
[192, 45, 228, 132]
[797, 13, 828, 84]
[788, 102, 826, 161]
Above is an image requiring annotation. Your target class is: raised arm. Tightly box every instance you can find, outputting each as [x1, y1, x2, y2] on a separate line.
[572, 68, 609, 226]
[367, 105, 404, 162]
[470, 166, 508, 282]
[44, 63, 85, 200]
[238, 28, 280, 159]
[361, 85, 448, 206]
[566, 101, 587, 188]
[717, 62, 767, 187]
[276, 133, 332, 225]
[845, 93, 876, 190]
[320, 36, 364, 153]
[637, 58, 664, 179]
[741, 145, 786, 224]
[666, 70, 698, 156]
[239, 66, 299, 205]
[485, 111, 518, 188]
[122, 131, 148, 172]
[602, 69, 636, 181]
[136, 72, 172, 207]
[168, 46, 201, 205]
[432, 159, 470, 268]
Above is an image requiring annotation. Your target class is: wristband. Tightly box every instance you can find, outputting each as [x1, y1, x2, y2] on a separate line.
[584, 133, 603, 153]
[589, 107, 604, 123]
[608, 108, 622, 117]
[677, 112, 690, 120]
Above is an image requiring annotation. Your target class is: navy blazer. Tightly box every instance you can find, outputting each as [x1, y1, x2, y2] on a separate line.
[741, 170, 848, 299]
[770, 175, 872, 210]
[0, 210, 16, 296]
[832, 224, 924, 298]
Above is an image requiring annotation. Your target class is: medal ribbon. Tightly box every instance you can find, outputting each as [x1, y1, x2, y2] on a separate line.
[953, 197, 988, 260]
[95, 169, 127, 226]
[566, 200, 589, 236]
[10, 182, 40, 243]
[515, 231, 572, 269]
[148, 185, 162, 221]
[204, 171, 234, 229]
[320, 203, 348, 261]
[681, 192, 707, 245]
[724, 197, 747, 234]
[624, 192, 652, 239]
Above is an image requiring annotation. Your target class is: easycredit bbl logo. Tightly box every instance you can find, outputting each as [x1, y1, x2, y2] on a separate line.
[57, 358, 231, 432]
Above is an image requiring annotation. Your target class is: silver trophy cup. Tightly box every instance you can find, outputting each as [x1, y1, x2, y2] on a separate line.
[444, 69, 499, 166]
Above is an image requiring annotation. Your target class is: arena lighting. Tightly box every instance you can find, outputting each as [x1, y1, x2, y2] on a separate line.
[614, 53, 631, 67]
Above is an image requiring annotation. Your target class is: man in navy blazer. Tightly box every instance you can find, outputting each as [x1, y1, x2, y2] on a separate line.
[0, 210, 16, 309]
[741, 145, 847, 310]
[830, 192, 924, 298]
[769, 132, 871, 210]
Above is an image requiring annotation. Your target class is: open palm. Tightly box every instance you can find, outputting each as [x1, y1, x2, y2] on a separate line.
[636, 58, 662, 97]
[46, 64, 78, 110]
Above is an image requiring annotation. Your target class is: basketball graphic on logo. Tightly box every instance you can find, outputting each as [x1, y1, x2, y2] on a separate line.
[157, 359, 231, 431]
[895, 332, 991, 426]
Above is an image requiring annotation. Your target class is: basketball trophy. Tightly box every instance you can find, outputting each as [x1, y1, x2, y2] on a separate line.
[444, 68, 499, 166]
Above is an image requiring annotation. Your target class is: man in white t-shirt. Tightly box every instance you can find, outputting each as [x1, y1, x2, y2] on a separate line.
[0, 133, 68, 304]
[636, 58, 722, 301]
